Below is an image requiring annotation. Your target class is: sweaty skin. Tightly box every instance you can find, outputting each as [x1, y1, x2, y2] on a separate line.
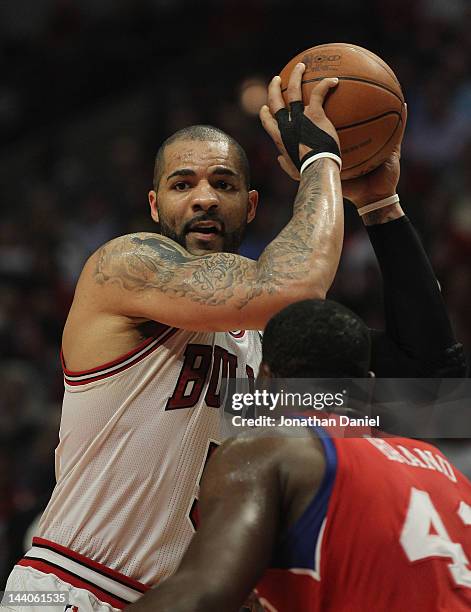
[126, 430, 325, 612]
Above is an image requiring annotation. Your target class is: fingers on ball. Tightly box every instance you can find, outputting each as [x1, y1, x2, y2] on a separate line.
[268, 76, 285, 115]
[310, 77, 339, 101]
[286, 62, 306, 103]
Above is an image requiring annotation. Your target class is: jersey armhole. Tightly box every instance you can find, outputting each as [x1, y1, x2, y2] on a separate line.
[61, 323, 177, 386]
[275, 427, 337, 571]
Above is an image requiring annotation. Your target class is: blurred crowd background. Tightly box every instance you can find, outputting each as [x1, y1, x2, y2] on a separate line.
[1, 0, 470, 586]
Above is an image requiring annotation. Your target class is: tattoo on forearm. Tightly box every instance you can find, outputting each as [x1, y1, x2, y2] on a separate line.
[259, 163, 324, 271]
[93, 162, 338, 309]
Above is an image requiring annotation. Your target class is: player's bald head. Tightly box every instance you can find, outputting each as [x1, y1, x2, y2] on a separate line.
[262, 299, 371, 378]
[153, 125, 250, 190]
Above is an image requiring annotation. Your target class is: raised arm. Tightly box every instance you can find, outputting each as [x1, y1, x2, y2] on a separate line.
[81, 72, 343, 332]
[342, 107, 466, 376]
[267, 96, 465, 377]
[90, 164, 340, 330]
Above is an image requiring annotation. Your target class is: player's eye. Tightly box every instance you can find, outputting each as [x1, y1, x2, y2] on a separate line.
[173, 182, 190, 191]
[215, 180, 233, 191]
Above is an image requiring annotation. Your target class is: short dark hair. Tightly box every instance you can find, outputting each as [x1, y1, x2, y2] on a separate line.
[153, 124, 250, 189]
[262, 299, 371, 378]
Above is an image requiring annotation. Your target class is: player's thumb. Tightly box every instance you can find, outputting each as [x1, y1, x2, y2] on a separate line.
[278, 155, 300, 181]
[392, 103, 407, 158]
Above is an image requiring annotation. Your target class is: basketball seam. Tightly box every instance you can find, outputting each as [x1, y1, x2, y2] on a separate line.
[343, 114, 403, 171]
[297, 43, 401, 88]
[337, 110, 402, 131]
[282, 76, 404, 103]
[349, 45, 401, 86]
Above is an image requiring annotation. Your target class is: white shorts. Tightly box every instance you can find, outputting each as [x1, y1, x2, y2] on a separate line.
[1, 538, 149, 611]
[1, 566, 118, 612]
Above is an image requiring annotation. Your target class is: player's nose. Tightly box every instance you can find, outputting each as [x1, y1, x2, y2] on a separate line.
[190, 181, 219, 212]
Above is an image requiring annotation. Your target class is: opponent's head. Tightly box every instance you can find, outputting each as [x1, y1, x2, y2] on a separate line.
[261, 299, 371, 378]
[149, 125, 258, 256]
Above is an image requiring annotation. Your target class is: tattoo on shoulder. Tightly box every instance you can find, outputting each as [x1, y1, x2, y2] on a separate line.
[93, 234, 260, 308]
[93, 164, 327, 310]
[132, 236, 189, 264]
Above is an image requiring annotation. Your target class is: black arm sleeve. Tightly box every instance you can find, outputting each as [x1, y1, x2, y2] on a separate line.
[366, 216, 467, 377]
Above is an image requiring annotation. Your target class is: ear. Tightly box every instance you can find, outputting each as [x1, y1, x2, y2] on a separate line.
[255, 361, 272, 386]
[247, 190, 259, 224]
[148, 190, 159, 223]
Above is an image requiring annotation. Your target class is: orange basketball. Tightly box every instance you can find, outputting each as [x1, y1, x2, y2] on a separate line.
[279, 43, 406, 179]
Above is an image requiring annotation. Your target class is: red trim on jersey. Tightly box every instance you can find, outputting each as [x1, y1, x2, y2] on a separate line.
[61, 324, 178, 386]
[63, 339, 172, 386]
[229, 330, 246, 338]
[61, 336, 155, 376]
[61, 322, 170, 375]
[17, 559, 128, 609]
[31, 537, 149, 592]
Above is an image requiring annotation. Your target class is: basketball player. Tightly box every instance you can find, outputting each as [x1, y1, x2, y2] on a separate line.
[2, 62, 464, 611]
[128, 299, 471, 612]
[2, 68, 345, 611]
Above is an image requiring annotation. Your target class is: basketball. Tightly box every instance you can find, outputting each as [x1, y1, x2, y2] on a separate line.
[279, 43, 406, 179]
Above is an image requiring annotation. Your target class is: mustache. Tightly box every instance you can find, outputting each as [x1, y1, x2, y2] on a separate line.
[184, 214, 225, 234]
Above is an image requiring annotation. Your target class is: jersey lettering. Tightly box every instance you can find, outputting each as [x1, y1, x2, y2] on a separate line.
[166, 343, 244, 410]
[400, 487, 471, 588]
[166, 344, 213, 410]
[205, 346, 238, 407]
[365, 438, 457, 482]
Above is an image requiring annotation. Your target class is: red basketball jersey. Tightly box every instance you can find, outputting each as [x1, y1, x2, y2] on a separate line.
[256, 427, 471, 611]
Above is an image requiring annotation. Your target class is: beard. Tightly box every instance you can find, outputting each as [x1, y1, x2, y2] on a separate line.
[158, 212, 247, 255]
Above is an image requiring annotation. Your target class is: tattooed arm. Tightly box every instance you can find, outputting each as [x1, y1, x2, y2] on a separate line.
[74, 69, 344, 333]
[88, 158, 342, 331]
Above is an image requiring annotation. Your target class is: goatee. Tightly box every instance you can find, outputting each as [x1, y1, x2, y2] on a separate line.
[158, 216, 246, 255]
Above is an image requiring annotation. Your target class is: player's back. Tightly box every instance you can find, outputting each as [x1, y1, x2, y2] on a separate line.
[17, 322, 260, 606]
[256, 425, 471, 611]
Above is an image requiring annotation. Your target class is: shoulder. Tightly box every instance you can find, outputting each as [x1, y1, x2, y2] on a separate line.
[81, 232, 196, 292]
[211, 428, 324, 481]
[209, 429, 326, 530]
[91, 232, 191, 270]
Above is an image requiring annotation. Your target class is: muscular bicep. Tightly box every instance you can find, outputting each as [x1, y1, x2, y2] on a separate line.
[89, 233, 295, 331]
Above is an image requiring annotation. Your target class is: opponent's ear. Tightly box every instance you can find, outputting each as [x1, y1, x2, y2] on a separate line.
[255, 362, 273, 387]
[247, 190, 259, 224]
[149, 190, 159, 223]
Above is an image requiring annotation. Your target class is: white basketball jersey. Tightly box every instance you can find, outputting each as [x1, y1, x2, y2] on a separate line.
[36, 322, 262, 586]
